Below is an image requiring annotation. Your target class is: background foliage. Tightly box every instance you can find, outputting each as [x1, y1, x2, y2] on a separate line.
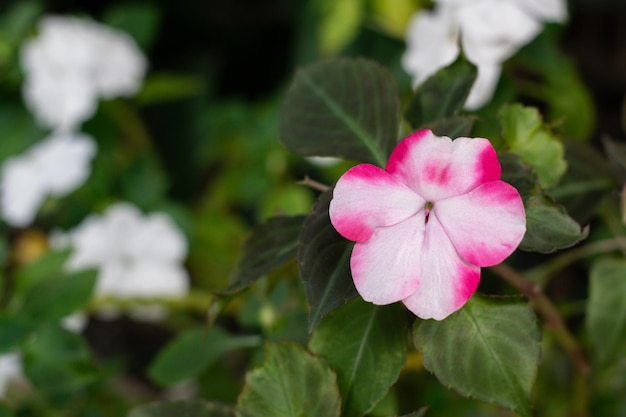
[0, 0, 626, 416]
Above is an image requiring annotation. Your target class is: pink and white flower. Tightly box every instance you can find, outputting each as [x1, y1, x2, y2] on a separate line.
[329, 130, 526, 320]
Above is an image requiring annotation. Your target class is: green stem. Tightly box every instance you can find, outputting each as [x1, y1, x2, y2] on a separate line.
[103, 100, 152, 152]
[524, 237, 626, 286]
[87, 291, 215, 315]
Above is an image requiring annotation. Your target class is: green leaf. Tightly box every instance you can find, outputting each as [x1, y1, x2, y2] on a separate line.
[236, 341, 341, 417]
[298, 191, 358, 333]
[128, 400, 234, 417]
[413, 295, 541, 417]
[279, 58, 399, 166]
[405, 54, 477, 129]
[0, 315, 34, 352]
[309, 299, 407, 417]
[148, 326, 260, 386]
[586, 258, 626, 364]
[23, 324, 98, 401]
[18, 269, 97, 322]
[498, 151, 538, 202]
[499, 104, 567, 188]
[220, 215, 306, 294]
[520, 194, 589, 253]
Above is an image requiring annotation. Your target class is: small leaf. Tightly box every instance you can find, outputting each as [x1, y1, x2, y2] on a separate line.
[521, 194, 588, 253]
[279, 58, 399, 166]
[309, 299, 407, 417]
[586, 258, 626, 364]
[148, 326, 260, 386]
[236, 341, 341, 417]
[405, 54, 477, 129]
[18, 269, 97, 322]
[0, 315, 34, 352]
[499, 104, 567, 188]
[128, 400, 234, 417]
[414, 295, 541, 417]
[220, 215, 306, 294]
[298, 191, 358, 333]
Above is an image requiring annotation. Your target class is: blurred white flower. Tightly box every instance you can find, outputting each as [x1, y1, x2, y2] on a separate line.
[54, 203, 189, 320]
[402, 0, 567, 110]
[0, 132, 96, 227]
[0, 353, 23, 398]
[21, 15, 147, 131]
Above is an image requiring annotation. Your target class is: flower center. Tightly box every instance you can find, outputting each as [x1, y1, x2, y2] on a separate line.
[424, 201, 434, 224]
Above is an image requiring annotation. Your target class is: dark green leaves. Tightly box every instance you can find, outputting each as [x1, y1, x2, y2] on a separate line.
[17, 269, 97, 322]
[148, 326, 260, 386]
[414, 295, 541, 417]
[299, 191, 358, 332]
[279, 58, 399, 166]
[586, 258, 626, 364]
[499, 152, 588, 253]
[236, 341, 341, 417]
[0, 315, 34, 352]
[405, 54, 477, 136]
[309, 300, 407, 417]
[128, 400, 234, 417]
[221, 215, 306, 294]
[521, 194, 589, 253]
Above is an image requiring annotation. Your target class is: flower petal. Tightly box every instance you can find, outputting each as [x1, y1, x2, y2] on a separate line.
[350, 213, 425, 304]
[402, 216, 480, 320]
[330, 163, 424, 242]
[435, 180, 526, 267]
[386, 130, 501, 201]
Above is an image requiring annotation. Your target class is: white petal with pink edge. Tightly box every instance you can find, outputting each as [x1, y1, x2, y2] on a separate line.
[402, 215, 480, 320]
[350, 213, 426, 304]
[386, 130, 501, 202]
[329, 163, 424, 242]
[435, 181, 526, 267]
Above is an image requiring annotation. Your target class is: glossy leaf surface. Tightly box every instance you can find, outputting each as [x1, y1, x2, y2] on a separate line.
[236, 341, 341, 417]
[309, 299, 407, 417]
[279, 58, 399, 166]
[220, 215, 306, 294]
[299, 191, 358, 333]
[414, 295, 540, 417]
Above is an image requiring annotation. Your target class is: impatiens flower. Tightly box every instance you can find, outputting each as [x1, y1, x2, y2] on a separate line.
[0, 132, 96, 227]
[402, 0, 567, 110]
[0, 353, 23, 398]
[53, 202, 189, 320]
[21, 15, 147, 131]
[329, 130, 526, 320]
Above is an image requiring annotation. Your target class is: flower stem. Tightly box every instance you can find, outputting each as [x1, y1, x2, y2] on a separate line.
[524, 237, 626, 286]
[297, 176, 331, 192]
[489, 263, 590, 377]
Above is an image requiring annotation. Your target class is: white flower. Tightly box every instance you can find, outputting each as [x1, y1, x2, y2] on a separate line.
[0, 353, 23, 398]
[21, 15, 147, 131]
[55, 203, 189, 319]
[0, 132, 96, 227]
[402, 0, 567, 110]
